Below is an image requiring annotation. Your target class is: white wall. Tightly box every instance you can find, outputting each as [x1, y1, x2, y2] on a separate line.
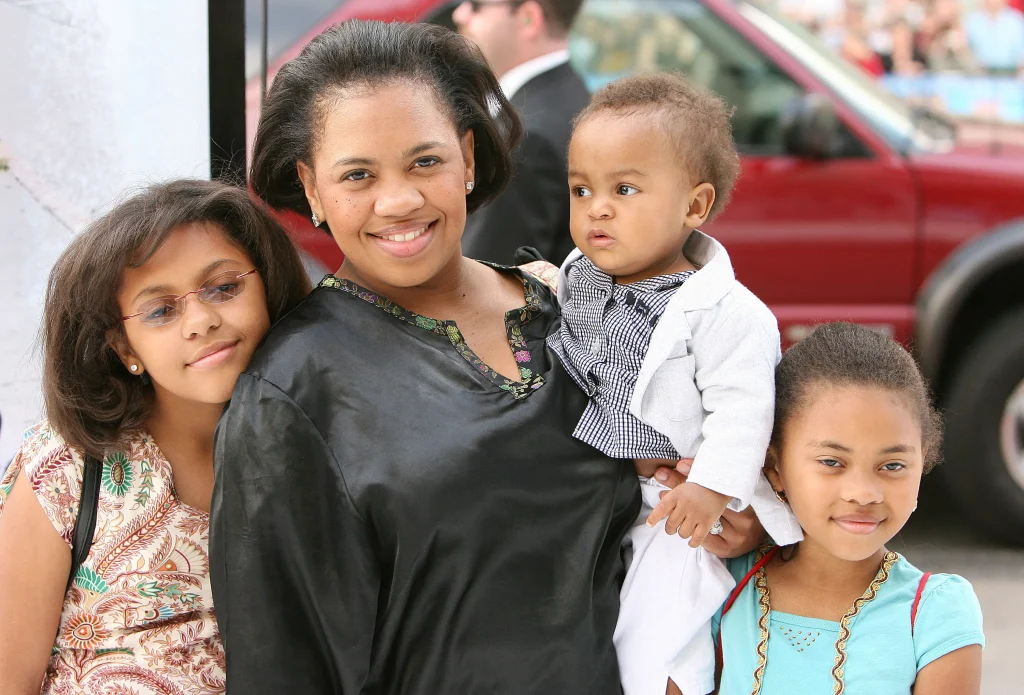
[0, 0, 211, 228]
[0, 0, 211, 464]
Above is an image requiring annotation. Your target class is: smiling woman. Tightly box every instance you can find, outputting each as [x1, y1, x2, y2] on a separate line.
[293, 80, 482, 288]
[208, 18, 680, 695]
[0, 180, 310, 695]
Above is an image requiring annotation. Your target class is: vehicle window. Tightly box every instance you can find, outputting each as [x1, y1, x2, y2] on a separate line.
[245, 0, 351, 79]
[740, 0, 949, 153]
[571, 0, 805, 155]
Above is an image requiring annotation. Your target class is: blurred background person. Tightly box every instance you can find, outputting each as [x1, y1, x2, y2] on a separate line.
[778, 0, 846, 31]
[454, 0, 588, 265]
[830, 1, 887, 76]
[965, 0, 1024, 75]
[918, 0, 978, 73]
[864, 0, 927, 74]
[888, 16, 929, 74]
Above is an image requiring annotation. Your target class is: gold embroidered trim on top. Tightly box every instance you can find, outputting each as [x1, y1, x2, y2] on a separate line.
[831, 551, 899, 693]
[752, 562, 771, 694]
[750, 544, 774, 695]
[750, 549, 900, 695]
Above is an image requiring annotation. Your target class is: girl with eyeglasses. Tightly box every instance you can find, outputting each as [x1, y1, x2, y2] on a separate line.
[0, 179, 310, 695]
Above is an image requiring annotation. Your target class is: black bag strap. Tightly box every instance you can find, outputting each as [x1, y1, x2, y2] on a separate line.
[67, 456, 102, 591]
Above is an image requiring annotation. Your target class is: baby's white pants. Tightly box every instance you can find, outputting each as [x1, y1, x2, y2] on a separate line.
[615, 478, 736, 695]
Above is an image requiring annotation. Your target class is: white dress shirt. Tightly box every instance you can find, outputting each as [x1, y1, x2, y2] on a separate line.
[498, 48, 571, 99]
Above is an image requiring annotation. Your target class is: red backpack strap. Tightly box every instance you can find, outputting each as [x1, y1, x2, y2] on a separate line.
[715, 546, 781, 671]
[911, 572, 932, 635]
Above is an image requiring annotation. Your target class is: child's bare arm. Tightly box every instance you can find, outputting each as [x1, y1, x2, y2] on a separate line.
[646, 481, 732, 548]
[911, 645, 981, 695]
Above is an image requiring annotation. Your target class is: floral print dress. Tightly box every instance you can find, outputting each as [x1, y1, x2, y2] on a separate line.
[0, 423, 224, 695]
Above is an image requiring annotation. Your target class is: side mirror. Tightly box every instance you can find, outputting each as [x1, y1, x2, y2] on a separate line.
[780, 93, 841, 159]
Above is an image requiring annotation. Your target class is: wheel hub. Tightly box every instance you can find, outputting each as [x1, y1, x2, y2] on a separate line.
[1000, 379, 1024, 490]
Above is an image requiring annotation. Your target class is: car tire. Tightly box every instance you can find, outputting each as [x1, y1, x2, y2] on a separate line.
[942, 308, 1024, 544]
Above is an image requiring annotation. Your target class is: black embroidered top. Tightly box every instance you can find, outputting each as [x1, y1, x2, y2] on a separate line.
[210, 265, 640, 695]
[318, 270, 547, 400]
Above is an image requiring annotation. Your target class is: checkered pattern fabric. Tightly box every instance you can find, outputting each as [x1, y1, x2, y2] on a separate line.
[548, 256, 696, 459]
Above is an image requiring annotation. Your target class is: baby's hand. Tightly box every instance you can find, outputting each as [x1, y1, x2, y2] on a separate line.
[646, 481, 732, 549]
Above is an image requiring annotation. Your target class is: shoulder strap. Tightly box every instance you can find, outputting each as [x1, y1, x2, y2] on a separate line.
[715, 546, 780, 672]
[722, 546, 780, 618]
[67, 456, 102, 591]
[911, 572, 932, 635]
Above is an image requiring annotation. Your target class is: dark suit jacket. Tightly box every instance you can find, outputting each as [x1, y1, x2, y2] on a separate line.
[462, 61, 589, 266]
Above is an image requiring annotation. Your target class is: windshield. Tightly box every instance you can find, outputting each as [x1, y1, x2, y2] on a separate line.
[737, 0, 952, 153]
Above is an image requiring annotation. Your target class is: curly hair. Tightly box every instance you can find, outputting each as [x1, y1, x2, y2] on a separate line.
[41, 179, 311, 459]
[574, 72, 741, 221]
[772, 322, 944, 472]
[249, 20, 522, 227]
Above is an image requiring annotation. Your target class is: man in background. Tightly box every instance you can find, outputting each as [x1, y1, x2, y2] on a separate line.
[965, 0, 1024, 75]
[454, 0, 588, 265]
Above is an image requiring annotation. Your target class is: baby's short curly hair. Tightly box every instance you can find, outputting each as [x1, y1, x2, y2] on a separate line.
[574, 72, 741, 220]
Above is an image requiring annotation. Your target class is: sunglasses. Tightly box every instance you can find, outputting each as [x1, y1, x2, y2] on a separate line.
[121, 269, 258, 328]
[466, 0, 526, 11]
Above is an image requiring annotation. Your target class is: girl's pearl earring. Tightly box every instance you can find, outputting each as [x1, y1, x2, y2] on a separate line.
[130, 365, 139, 373]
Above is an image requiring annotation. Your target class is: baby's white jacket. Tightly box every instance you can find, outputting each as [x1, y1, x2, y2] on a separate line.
[556, 231, 802, 694]
[557, 231, 802, 542]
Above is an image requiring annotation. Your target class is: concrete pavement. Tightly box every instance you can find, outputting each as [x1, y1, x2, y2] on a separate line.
[896, 479, 1024, 694]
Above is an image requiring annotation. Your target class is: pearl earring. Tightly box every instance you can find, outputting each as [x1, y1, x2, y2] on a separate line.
[311, 212, 321, 227]
[465, 181, 475, 193]
[130, 364, 139, 373]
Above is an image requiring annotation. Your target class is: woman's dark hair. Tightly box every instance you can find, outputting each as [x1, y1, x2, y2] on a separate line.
[772, 322, 943, 472]
[250, 20, 522, 224]
[42, 179, 312, 459]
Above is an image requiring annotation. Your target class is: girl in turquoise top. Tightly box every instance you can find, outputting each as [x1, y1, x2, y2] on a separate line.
[714, 322, 984, 695]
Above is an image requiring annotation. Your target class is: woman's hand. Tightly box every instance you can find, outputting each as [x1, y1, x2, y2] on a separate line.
[653, 459, 767, 559]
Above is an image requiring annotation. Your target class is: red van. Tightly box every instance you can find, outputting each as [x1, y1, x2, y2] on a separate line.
[249, 0, 1024, 542]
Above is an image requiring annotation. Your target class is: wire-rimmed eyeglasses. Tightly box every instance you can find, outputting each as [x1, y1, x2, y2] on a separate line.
[121, 269, 259, 328]
[465, 0, 527, 12]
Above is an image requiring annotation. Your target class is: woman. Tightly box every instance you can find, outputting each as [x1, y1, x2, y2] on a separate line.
[0, 180, 309, 694]
[211, 20, 760, 694]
